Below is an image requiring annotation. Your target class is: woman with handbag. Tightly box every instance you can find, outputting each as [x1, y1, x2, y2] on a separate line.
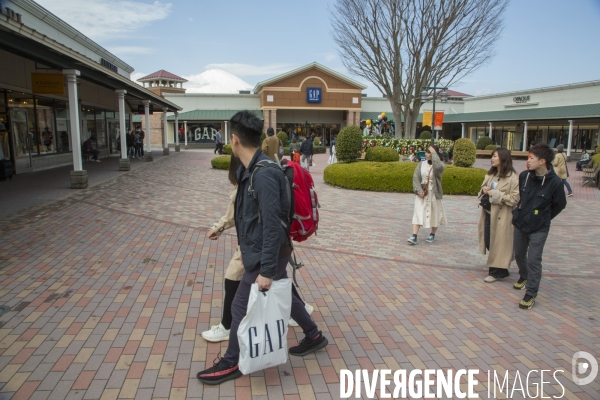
[553, 144, 573, 197]
[478, 148, 520, 283]
[408, 145, 447, 245]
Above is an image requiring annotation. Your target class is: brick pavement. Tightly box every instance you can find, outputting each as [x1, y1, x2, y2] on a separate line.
[0, 150, 598, 399]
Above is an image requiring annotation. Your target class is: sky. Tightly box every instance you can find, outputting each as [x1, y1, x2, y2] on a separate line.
[35, 0, 600, 97]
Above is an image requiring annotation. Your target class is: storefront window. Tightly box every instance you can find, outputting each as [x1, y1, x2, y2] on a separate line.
[95, 111, 107, 149]
[576, 125, 599, 150]
[185, 122, 221, 143]
[37, 98, 57, 155]
[55, 103, 71, 153]
[0, 106, 8, 161]
[548, 126, 566, 148]
[81, 106, 95, 147]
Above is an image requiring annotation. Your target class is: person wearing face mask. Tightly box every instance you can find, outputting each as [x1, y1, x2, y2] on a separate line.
[478, 148, 520, 283]
[512, 143, 566, 309]
[408, 145, 447, 245]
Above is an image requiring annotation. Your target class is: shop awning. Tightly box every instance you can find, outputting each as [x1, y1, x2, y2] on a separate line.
[166, 109, 263, 121]
[443, 103, 600, 123]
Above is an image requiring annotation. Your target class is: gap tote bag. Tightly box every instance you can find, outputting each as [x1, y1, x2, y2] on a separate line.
[237, 278, 292, 375]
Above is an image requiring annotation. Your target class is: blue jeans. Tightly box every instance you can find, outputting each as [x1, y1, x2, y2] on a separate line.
[562, 179, 572, 194]
[223, 255, 319, 365]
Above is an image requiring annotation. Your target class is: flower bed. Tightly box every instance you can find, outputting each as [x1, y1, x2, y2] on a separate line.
[361, 137, 454, 156]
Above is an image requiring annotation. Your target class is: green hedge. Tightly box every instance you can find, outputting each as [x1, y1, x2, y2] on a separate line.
[453, 138, 477, 168]
[323, 162, 486, 195]
[477, 136, 493, 150]
[337, 126, 364, 162]
[313, 137, 321, 146]
[485, 144, 498, 150]
[211, 155, 231, 170]
[224, 144, 232, 155]
[277, 131, 288, 146]
[419, 131, 432, 140]
[365, 147, 399, 162]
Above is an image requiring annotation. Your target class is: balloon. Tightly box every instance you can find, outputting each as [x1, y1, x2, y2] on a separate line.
[366, 119, 371, 125]
[381, 112, 387, 118]
[377, 115, 383, 121]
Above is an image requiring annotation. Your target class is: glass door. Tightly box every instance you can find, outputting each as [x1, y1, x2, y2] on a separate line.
[107, 119, 120, 154]
[10, 108, 33, 173]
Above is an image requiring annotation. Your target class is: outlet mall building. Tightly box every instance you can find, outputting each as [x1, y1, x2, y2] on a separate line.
[1, 0, 599, 184]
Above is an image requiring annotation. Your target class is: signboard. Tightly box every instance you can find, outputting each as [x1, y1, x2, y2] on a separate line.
[306, 88, 322, 103]
[31, 73, 64, 95]
[434, 111, 444, 130]
[101, 58, 118, 73]
[513, 95, 530, 104]
[186, 122, 222, 143]
[422, 111, 433, 128]
[137, 104, 154, 115]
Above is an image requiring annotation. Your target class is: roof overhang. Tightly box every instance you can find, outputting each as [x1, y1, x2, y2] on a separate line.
[253, 62, 367, 93]
[0, 19, 181, 112]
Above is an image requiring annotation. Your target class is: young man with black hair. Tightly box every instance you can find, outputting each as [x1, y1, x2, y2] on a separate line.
[512, 143, 566, 309]
[196, 111, 328, 385]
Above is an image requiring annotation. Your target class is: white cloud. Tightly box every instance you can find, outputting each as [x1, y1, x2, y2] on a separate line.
[130, 72, 148, 86]
[109, 46, 155, 56]
[204, 63, 296, 77]
[323, 53, 336, 62]
[183, 69, 253, 94]
[35, 0, 172, 41]
[475, 88, 492, 95]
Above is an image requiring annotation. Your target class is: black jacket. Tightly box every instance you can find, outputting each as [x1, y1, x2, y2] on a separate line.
[512, 165, 566, 233]
[235, 148, 291, 278]
[300, 140, 313, 156]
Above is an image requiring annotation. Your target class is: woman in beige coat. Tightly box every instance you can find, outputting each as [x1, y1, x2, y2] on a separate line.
[552, 144, 573, 197]
[478, 148, 520, 283]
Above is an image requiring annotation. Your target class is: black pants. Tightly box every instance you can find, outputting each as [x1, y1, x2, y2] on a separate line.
[215, 143, 223, 154]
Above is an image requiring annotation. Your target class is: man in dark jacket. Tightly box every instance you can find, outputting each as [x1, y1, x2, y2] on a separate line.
[196, 111, 327, 385]
[300, 136, 314, 171]
[512, 143, 566, 309]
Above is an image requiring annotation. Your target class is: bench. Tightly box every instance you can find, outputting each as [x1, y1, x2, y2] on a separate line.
[582, 163, 599, 188]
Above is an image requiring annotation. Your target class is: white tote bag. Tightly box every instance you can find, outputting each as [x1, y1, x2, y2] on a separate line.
[238, 279, 292, 375]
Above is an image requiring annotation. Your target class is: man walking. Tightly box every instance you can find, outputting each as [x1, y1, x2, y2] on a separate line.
[261, 127, 281, 161]
[214, 129, 224, 154]
[512, 143, 566, 309]
[196, 111, 328, 385]
[300, 136, 314, 171]
[136, 126, 145, 157]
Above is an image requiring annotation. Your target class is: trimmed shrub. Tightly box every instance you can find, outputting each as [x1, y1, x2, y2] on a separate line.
[485, 144, 498, 150]
[336, 125, 364, 163]
[260, 131, 266, 144]
[419, 131, 432, 140]
[323, 162, 486, 195]
[211, 155, 230, 170]
[277, 131, 288, 146]
[313, 137, 321, 146]
[223, 144, 232, 155]
[476, 136, 493, 150]
[365, 147, 399, 162]
[453, 138, 477, 168]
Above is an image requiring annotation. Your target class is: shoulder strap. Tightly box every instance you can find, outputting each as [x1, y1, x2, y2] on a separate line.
[248, 160, 290, 230]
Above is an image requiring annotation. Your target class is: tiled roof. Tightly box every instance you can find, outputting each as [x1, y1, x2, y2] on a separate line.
[137, 70, 188, 82]
[436, 89, 472, 97]
[166, 109, 263, 121]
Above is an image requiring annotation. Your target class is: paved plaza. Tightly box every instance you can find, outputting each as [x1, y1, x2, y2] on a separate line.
[0, 150, 598, 399]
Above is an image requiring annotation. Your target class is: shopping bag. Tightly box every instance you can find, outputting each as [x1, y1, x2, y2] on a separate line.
[238, 279, 292, 375]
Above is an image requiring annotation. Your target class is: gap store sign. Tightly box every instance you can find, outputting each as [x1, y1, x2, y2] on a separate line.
[307, 87, 322, 103]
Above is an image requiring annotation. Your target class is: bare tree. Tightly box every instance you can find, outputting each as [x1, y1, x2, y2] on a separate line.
[331, 0, 508, 138]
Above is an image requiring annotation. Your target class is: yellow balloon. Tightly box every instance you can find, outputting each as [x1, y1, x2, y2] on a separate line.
[366, 119, 371, 125]
[381, 112, 387, 118]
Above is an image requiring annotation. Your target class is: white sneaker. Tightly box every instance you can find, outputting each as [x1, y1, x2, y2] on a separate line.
[289, 303, 314, 327]
[95, 159, 101, 162]
[201, 323, 230, 342]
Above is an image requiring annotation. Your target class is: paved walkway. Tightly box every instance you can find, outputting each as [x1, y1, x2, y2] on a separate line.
[0, 150, 598, 399]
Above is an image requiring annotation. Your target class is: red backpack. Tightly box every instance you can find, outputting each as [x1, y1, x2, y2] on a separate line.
[249, 159, 319, 242]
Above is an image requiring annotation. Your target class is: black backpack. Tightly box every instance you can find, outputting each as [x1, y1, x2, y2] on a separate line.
[139, 130, 145, 139]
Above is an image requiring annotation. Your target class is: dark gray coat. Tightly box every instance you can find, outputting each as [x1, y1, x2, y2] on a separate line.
[235, 148, 290, 278]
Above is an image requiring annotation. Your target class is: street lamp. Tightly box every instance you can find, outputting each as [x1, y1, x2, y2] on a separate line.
[421, 77, 448, 145]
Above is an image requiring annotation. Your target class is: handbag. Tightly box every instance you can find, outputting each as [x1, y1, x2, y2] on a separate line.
[479, 193, 491, 211]
[238, 279, 292, 375]
[421, 166, 433, 196]
[563, 154, 569, 177]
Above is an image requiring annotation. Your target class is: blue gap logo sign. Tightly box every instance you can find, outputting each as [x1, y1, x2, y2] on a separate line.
[307, 88, 322, 103]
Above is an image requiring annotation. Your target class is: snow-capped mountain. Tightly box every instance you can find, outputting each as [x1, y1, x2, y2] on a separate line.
[183, 69, 253, 94]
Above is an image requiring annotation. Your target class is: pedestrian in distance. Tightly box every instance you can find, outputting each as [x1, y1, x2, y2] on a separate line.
[512, 143, 566, 309]
[214, 129, 224, 154]
[553, 144, 573, 197]
[196, 110, 327, 385]
[261, 127, 282, 161]
[576, 150, 590, 171]
[478, 148, 520, 283]
[300, 136, 314, 172]
[408, 145, 446, 245]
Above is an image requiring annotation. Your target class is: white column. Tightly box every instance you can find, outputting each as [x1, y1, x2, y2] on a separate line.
[116, 90, 127, 160]
[461, 123, 465, 139]
[184, 121, 188, 146]
[174, 111, 179, 151]
[567, 119, 574, 157]
[162, 107, 169, 154]
[489, 122, 493, 139]
[522, 121, 528, 151]
[143, 100, 151, 153]
[63, 70, 82, 171]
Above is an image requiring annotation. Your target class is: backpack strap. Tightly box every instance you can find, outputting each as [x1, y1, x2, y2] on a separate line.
[248, 160, 291, 230]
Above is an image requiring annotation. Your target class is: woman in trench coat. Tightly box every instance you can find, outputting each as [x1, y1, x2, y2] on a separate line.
[478, 147, 520, 283]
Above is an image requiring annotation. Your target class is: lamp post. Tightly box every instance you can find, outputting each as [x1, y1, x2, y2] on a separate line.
[421, 77, 448, 146]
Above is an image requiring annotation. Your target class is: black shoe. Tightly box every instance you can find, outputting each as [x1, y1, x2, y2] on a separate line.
[289, 331, 328, 357]
[196, 355, 241, 385]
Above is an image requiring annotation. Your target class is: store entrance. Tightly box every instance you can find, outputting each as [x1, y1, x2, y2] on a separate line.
[10, 108, 34, 174]
[277, 122, 340, 146]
